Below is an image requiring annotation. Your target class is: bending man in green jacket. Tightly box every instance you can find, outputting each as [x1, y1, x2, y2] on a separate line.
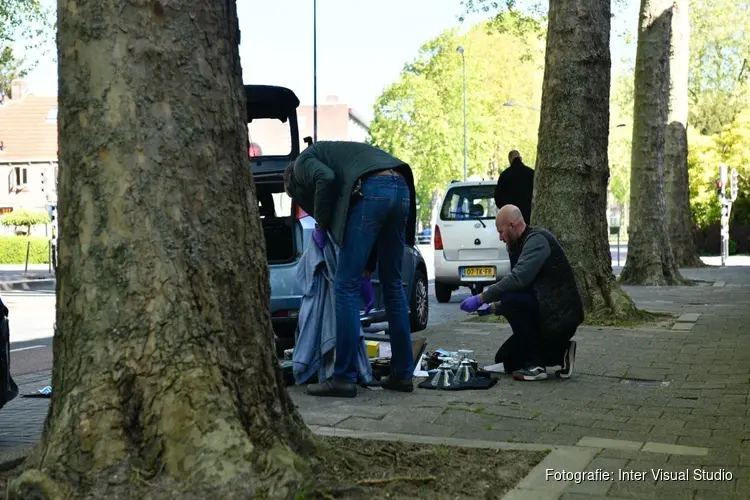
[284, 141, 417, 397]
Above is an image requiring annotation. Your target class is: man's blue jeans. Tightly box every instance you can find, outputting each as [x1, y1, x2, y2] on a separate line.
[334, 174, 414, 384]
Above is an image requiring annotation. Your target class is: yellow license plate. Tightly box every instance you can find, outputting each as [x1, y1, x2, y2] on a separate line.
[463, 267, 495, 277]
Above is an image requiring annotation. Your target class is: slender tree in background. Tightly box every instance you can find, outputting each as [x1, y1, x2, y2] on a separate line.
[531, 0, 638, 318]
[664, 0, 702, 267]
[620, 0, 686, 286]
[10, 1, 313, 498]
[0, 46, 26, 97]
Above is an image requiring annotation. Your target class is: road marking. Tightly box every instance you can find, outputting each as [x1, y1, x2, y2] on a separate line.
[10, 345, 46, 352]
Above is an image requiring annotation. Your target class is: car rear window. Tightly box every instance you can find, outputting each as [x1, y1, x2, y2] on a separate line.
[247, 118, 292, 157]
[440, 185, 498, 221]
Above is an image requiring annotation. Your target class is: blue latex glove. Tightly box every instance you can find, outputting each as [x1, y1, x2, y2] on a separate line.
[312, 227, 327, 249]
[476, 303, 493, 316]
[361, 276, 375, 313]
[460, 294, 483, 313]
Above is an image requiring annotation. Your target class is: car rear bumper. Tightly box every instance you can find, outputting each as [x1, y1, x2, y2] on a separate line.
[434, 250, 511, 286]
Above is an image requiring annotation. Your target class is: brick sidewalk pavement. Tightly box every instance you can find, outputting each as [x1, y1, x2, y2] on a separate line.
[2, 265, 749, 499]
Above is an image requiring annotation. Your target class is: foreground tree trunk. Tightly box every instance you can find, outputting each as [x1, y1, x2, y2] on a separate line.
[532, 0, 638, 318]
[664, 0, 703, 267]
[11, 2, 313, 498]
[620, 0, 687, 285]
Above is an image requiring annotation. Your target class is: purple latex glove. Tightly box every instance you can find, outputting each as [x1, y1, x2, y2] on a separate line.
[476, 303, 493, 316]
[361, 276, 375, 313]
[312, 227, 327, 249]
[460, 294, 483, 313]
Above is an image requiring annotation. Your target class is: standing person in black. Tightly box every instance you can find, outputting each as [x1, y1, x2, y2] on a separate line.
[494, 150, 535, 268]
[494, 150, 534, 224]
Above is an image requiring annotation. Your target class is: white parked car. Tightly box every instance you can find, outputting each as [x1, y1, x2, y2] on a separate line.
[433, 180, 511, 303]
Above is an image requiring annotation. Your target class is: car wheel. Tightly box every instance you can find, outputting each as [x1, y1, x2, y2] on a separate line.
[410, 270, 429, 332]
[435, 281, 452, 303]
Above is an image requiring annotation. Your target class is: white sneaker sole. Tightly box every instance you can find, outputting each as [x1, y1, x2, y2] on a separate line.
[512, 370, 548, 381]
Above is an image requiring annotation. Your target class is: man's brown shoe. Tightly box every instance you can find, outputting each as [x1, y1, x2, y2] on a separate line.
[379, 376, 414, 392]
[306, 378, 357, 398]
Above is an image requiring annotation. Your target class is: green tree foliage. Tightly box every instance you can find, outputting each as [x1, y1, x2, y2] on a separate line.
[1, 208, 50, 235]
[0, 0, 50, 43]
[0, 45, 25, 96]
[369, 18, 545, 225]
[688, 111, 750, 227]
[688, 0, 750, 135]
[609, 68, 636, 212]
[0, 0, 54, 91]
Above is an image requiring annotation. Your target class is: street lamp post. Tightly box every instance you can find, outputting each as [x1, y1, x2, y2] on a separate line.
[313, 0, 318, 143]
[457, 46, 467, 181]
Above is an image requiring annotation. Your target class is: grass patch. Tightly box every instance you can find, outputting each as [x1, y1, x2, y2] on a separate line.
[469, 309, 677, 328]
[302, 436, 547, 499]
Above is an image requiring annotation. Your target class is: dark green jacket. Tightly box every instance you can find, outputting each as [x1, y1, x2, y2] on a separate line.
[289, 141, 417, 247]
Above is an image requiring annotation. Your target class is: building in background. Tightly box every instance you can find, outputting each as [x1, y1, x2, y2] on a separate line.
[0, 80, 58, 234]
[296, 95, 370, 144]
[247, 95, 370, 155]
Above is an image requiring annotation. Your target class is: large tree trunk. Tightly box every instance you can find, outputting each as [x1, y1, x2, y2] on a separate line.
[620, 0, 687, 285]
[11, 2, 313, 499]
[664, 0, 703, 267]
[532, 0, 638, 318]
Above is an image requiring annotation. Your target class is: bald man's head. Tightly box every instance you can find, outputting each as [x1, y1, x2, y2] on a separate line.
[508, 150, 521, 164]
[495, 204, 526, 247]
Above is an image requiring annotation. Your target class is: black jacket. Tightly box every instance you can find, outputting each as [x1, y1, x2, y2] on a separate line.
[483, 226, 584, 339]
[494, 158, 535, 224]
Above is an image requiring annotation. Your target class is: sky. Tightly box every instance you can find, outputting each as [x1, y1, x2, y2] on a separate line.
[16, 0, 638, 122]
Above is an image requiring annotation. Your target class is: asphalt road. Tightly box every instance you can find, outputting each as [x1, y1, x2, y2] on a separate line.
[2, 242, 630, 377]
[5, 289, 55, 377]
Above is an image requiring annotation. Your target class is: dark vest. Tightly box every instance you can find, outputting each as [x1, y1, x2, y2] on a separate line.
[515, 226, 584, 338]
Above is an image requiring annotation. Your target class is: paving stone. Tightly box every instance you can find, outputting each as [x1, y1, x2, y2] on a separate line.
[334, 416, 457, 438]
[302, 412, 352, 427]
[608, 482, 692, 499]
[449, 427, 516, 443]
[678, 313, 702, 322]
[560, 494, 630, 500]
[694, 493, 750, 500]
[642, 442, 709, 456]
[672, 323, 695, 331]
[577, 437, 642, 451]
[532, 432, 585, 446]
[596, 448, 669, 462]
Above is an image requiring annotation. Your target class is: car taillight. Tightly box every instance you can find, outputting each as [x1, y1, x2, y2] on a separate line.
[296, 206, 309, 219]
[434, 225, 443, 250]
[272, 310, 299, 319]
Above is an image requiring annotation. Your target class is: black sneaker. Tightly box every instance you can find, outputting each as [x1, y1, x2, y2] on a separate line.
[306, 378, 357, 398]
[512, 366, 548, 381]
[556, 340, 577, 379]
[378, 375, 414, 393]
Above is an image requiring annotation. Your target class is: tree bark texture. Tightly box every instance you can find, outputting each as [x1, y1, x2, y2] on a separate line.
[11, 1, 313, 498]
[620, 0, 687, 285]
[664, 0, 703, 267]
[532, 0, 638, 318]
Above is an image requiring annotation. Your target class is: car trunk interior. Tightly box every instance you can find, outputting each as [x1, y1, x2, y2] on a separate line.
[256, 179, 297, 264]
